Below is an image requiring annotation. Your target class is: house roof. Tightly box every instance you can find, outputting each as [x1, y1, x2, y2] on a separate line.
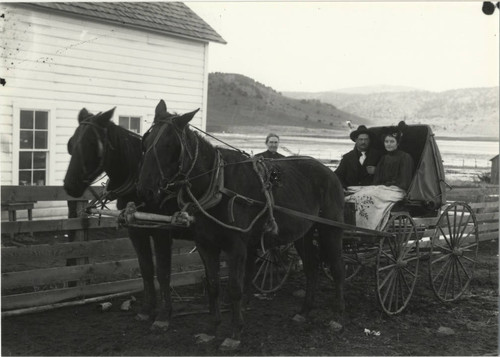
[28, 2, 226, 44]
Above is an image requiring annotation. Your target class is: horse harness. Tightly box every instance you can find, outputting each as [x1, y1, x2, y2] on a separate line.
[145, 117, 280, 235]
[70, 117, 139, 206]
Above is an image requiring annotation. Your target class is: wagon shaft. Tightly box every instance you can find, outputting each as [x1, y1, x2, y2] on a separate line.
[88, 202, 194, 228]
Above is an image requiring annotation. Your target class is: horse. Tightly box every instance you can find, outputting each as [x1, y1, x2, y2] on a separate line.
[137, 99, 345, 349]
[63, 107, 186, 331]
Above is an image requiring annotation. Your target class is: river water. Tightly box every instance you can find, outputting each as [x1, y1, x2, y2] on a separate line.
[208, 133, 497, 167]
[207, 133, 498, 182]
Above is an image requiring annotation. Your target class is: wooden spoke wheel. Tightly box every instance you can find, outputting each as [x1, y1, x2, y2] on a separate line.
[323, 242, 361, 282]
[376, 213, 420, 315]
[252, 243, 295, 293]
[429, 202, 479, 303]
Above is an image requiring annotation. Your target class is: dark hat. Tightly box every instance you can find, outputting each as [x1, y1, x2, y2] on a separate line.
[349, 125, 372, 142]
[381, 126, 403, 143]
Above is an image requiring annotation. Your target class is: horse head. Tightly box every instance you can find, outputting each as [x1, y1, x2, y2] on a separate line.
[137, 100, 199, 208]
[63, 107, 115, 197]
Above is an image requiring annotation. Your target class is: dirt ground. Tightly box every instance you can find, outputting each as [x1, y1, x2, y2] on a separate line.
[2, 239, 498, 356]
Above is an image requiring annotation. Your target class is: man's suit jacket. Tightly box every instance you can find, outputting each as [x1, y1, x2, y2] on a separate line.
[335, 147, 383, 188]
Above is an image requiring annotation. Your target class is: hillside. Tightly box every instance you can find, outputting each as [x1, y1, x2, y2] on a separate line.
[206, 73, 369, 135]
[284, 87, 499, 138]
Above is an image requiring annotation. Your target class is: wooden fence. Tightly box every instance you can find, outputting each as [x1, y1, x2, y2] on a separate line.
[1, 185, 498, 315]
[1, 186, 205, 314]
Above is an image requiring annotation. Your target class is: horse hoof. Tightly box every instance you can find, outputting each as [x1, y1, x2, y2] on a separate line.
[328, 320, 344, 333]
[135, 313, 149, 321]
[195, 333, 215, 344]
[220, 337, 241, 351]
[151, 320, 170, 332]
[292, 314, 306, 323]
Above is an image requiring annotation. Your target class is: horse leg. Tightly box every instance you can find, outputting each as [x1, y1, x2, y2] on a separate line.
[293, 233, 320, 319]
[196, 241, 221, 339]
[243, 246, 256, 308]
[128, 227, 156, 321]
[318, 225, 345, 331]
[150, 230, 173, 332]
[220, 238, 247, 350]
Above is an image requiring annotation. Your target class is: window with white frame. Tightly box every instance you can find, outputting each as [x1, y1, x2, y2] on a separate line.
[18, 110, 49, 186]
[118, 116, 141, 134]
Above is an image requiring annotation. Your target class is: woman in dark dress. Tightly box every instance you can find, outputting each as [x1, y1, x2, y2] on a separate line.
[255, 132, 285, 158]
[345, 127, 414, 230]
[373, 130, 414, 190]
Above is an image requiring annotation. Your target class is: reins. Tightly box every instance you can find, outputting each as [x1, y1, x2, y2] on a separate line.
[144, 119, 280, 233]
[188, 124, 250, 157]
[144, 118, 336, 234]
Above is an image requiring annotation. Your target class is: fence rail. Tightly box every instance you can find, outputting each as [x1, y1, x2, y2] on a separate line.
[1, 185, 498, 314]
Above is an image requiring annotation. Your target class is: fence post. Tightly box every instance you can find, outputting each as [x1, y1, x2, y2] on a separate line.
[66, 200, 90, 287]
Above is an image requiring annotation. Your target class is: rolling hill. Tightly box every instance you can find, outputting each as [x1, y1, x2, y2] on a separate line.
[284, 87, 499, 138]
[206, 73, 369, 135]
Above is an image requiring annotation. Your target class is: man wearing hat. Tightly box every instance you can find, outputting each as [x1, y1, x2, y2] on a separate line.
[335, 125, 383, 188]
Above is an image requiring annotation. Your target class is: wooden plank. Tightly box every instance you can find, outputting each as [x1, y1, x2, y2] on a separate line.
[420, 222, 498, 239]
[1, 185, 105, 203]
[479, 231, 499, 241]
[419, 230, 498, 248]
[2, 259, 139, 291]
[414, 211, 499, 228]
[2, 253, 203, 291]
[2, 269, 206, 311]
[475, 212, 499, 222]
[2, 238, 135, 272]
[66, 201, 90, 286]
[2, 291, 139, 317]
[1, 217, 118, 234]
[413, 217, 438, 227]
[2, 236, 198, 273]
[469, 202, 499, 211]
[478, 222, 499, 233]
[447, 186, 498, 198]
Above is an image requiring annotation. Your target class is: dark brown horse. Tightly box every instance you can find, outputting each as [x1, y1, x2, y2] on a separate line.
[137, 100, 345, 349]
[63, 107, 185, 331]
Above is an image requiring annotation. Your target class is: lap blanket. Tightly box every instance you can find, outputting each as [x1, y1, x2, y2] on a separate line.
[345, 185, 405, 230]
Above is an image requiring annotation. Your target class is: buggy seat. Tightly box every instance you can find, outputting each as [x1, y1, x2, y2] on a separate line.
[344, 124, 447, 225]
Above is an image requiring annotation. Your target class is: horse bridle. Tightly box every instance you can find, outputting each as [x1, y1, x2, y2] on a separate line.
[69, 118, 109, 186]
[143, 117, 199, 198]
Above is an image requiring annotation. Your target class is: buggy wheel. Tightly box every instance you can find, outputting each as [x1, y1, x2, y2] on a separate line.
[252, 243, 295, 293]
[429, 202, 479, 302]
[323, 242, 361, 282]
[376, 213, 420, 315]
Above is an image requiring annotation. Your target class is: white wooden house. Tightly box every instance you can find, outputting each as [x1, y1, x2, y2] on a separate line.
[0, 2, 225, 219]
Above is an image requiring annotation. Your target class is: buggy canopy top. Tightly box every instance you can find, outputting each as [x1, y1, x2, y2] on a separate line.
[368, 124, 446, 210]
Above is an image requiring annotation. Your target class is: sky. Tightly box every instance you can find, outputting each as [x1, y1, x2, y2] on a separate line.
[187, 1, 499, 93]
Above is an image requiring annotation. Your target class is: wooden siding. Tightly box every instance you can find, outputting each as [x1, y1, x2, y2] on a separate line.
[1, 4, 209, 218]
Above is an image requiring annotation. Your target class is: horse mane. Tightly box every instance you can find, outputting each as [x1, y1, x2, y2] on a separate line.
[189, 128, 214, 151]
[103, 120, 142, 190]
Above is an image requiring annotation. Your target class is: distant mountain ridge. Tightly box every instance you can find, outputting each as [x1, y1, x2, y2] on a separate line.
[332, 85, 421, 94]
[284, 87, 499, 138]
[206, 73, 369, 135]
